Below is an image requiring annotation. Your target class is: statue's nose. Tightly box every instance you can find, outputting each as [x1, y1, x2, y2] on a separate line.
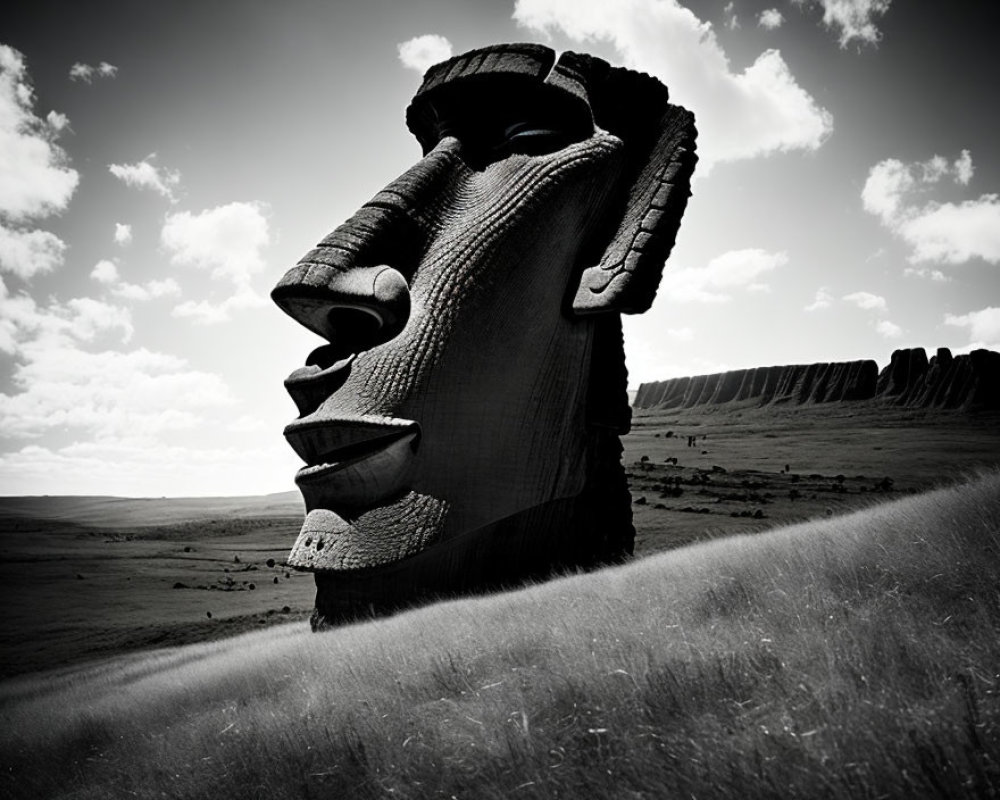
[272, 140, 464, 354]
[272, 260, 410, 353]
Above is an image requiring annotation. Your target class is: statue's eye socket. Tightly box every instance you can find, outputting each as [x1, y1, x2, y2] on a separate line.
[499, 122, 570, 156]
[433, 112, 584, 169]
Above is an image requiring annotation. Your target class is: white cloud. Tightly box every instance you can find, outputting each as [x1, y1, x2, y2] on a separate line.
[90, 258, 119, 284]
[108, 156, 181, 201]
[759, 8, 784, 29]
[0, 45, 79, 222]
[723, 2, 739, 30]
[875, 319, 902, 339]
[896, 197, 1000, 265]
[660, 248, 788, 302]
[0, 275, 231, 443]
[954, 149, 974, 185]
[0, 346, 231, 439]
[68, 61, 118, 83]
[114, 222, 132, 246]
[843, 291, 887, 311]
[113, 277, 181, 302]
[0, 279, 133, 355]
[903, 266, 948, 283]
[666, 327, 694, 341]
[0, 223, 66, 278]
[862, 150, 1000, 265]
[944, 307, 1000, 347]
[799, 0, 893, 47]
[90, 255, 180, 301]
[397, 35, 454, 73]
[172, 284, 266, 324]
[513, 0, 832, 171]
[161, 202, 270, 322]
[861, 157, 913, 225]
[46, 110, 69, 132]
[920, 154, 949, 183]
[162, 201, 269, 284]
[804, 287, 833, 311]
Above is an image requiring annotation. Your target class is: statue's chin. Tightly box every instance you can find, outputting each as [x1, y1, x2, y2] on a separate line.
[287, 490, 449, 571]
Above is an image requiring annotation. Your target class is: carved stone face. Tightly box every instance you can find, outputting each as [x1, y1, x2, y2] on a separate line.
[273, 44, 696, 626]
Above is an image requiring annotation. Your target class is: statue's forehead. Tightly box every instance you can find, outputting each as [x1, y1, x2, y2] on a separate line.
[405, 44, 608, 151]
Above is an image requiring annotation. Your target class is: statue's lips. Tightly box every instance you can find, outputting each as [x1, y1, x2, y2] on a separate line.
[284, 416, 420, 507]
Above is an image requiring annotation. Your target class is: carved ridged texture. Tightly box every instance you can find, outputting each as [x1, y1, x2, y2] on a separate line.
[572, 66, 698, 314]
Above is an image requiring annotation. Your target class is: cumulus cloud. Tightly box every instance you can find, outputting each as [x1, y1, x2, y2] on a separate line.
[896, 198, 1000, 265]
[723, 2, 739, 30]
[0, 277, 133, 355]
[944, 307, 1000, 349]
[114, 222, 132, 246]
[397, 35, 454, 73]
[172, 283, 265, 324]
[0, 346, 231, 439]
[113, 278, 181, 302]
[0, 45, 79, 223]
[903, 266, 948, 282]
[875, 319, 903, 339]
[108, 156, 181, 201]
[804, 287, 833, 311]
[90, 256, 180, 302]
[843, 291, 887, 311]
[513, 0, 833, 171]
[759, 8, 784, 29]
[797, 0, 893, 48]
[862, 150, 1000, 265]
[162, 202, 269, 283]
[90, 258, 119, 284]
[0, 276, 232, 446]
[68, 61, 118, 83]
[660, 248, 788, 302]
[162, 201, 270, 323]
[954, 149, 974, 185]
[0, 224, 66, 279]
[46, 110, 69, 132]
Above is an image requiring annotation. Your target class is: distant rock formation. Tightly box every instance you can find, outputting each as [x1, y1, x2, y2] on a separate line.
[634, 347, 1000, 412]
[876, 347, 1000, 410]
[633, 360, 878, 409]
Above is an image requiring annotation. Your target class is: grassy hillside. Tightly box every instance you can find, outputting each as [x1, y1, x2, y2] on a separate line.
[2, 471, 998, 799]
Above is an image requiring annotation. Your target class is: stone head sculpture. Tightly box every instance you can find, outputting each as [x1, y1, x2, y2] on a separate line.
[272, 44, 697, 628]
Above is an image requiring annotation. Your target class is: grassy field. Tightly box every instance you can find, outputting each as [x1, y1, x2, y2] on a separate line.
[1, 406, 998, 679]
[0, 510, 314, 678]
[1, 470, 998, 799]
[624, 404, 1000, 553]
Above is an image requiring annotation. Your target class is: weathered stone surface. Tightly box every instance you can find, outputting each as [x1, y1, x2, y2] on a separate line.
[272, 44, 697, 628]
[634, 347, 1000, 412]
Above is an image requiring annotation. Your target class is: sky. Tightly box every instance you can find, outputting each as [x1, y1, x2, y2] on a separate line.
[1, 0, 998, 497]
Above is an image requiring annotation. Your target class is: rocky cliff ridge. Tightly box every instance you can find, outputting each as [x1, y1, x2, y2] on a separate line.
[633, 347, 1000, 411]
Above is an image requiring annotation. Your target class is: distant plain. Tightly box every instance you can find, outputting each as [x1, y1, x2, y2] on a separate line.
[2, 404, 998, 679]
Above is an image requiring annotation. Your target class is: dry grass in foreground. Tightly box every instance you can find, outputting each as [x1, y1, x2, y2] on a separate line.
[2, 472, 999, 799]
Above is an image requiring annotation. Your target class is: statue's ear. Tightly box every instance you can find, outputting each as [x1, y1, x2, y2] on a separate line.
[567, 64, 698, 316]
